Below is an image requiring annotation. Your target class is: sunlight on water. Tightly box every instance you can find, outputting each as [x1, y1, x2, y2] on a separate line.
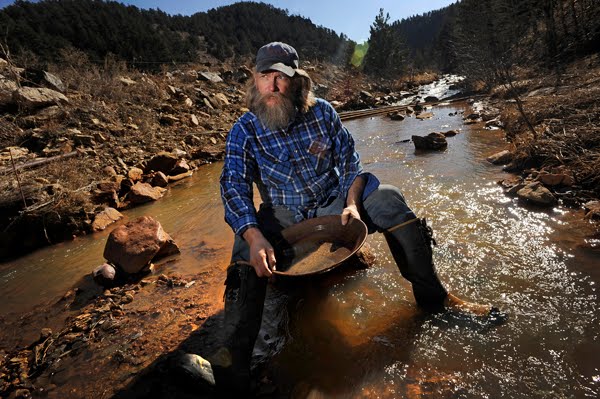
[275, 104, 599, 398]
[0, 103, 598, 398]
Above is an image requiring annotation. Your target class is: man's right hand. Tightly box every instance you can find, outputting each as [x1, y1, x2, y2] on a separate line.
[242, 227, 276, 277]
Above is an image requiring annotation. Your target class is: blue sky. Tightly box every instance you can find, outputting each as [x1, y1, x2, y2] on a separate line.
[0, 0, 457, 43]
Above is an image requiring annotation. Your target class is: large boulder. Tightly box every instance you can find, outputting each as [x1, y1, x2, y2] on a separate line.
[103, 216, 180, 274]
[412, 132, 448, 151]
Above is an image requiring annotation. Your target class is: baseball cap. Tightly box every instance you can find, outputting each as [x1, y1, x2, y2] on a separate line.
[255, 42, 299, 77]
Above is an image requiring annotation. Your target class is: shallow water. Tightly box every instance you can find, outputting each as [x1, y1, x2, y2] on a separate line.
[1, 102, 598, 398]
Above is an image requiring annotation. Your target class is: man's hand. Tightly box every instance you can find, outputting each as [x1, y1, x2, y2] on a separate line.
[341, 204, 361, 225]
[242, 227, 276, 277]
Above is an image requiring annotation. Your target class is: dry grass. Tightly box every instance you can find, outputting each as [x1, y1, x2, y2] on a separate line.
[503, 63, 600, 200]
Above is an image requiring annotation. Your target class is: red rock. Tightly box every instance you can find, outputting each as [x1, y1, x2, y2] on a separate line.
[103, 216, 180, 274]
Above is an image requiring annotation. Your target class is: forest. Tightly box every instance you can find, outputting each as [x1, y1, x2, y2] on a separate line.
[0, 0, 355, 68]
[2, 0, 598, 83]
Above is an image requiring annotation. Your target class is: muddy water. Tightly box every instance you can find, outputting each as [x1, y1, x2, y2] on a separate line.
[1, 102, 599, 398]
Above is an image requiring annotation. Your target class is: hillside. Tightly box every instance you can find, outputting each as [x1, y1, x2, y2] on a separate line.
[0, 0, 355, 67]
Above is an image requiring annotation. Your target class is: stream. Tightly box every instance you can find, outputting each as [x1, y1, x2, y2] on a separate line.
[1, 96, 599, 398]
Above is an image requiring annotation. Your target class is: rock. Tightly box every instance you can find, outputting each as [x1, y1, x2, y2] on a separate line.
[389, 111, 404, 121]
[93, 263, 117, 286]
[443, 130, 459, 137]
[192, 146, 225, 162]
[213, 93, 229, 106]
[128, 182, 166, 204]
[22, 105, 68, 125]
[412, 133, 447, 151]
[128, 167, 144, 182]
[92, 181, 120, 207]
[405, 106, 414, 114]
[197, 71, 223, 83]
[92, 207, 124, 231]
[516, 182, 557, 206]
[103, 216, 180, 274]
[415, 112, 434, 120]
[0, 78, 18, 105]
[151, 171, 169, 187]
[184, 97, 194, 107]
[159, 114, 180, 125]
[42, 71, 66, 92]
[73, 134, 95, 147]
[359, 90, 372, 98]
[537, 172, 574, 187]
[145, 151, 178, 174]
[190, 114, 199, 126]
[583, 201, 600, 219]
[424, 95, 439, 102]
[103, 166, 117, 177]
[169, 159, 190, 175]
[202, 98, 215, 110]
[487, 150, 513, 165]
[13, 87, 69, 109]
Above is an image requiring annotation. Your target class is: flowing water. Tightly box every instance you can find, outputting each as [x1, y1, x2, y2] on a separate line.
[1, 101, 598, 398]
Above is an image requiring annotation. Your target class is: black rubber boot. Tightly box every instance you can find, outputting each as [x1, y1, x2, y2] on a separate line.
[215, 261, 268, 394]
[384, 218, 448, 310]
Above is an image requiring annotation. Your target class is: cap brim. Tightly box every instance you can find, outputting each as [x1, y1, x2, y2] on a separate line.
[256, 62, 296, 77]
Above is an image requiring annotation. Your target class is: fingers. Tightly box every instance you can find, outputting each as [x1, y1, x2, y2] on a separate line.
[256, 251, 272, 277]
[267, 247, 277, 271]
[252, 245, 277, 278]
[341, 206, 360, 226]
[341, 211, 350, 226]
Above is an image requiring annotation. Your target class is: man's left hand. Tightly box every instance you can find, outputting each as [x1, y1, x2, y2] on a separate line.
[341, 204, 360, 225]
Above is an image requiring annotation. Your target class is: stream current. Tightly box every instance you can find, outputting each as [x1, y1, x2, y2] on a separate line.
[1, 100, 598, 398]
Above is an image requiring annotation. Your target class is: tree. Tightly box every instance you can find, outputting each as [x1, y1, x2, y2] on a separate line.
[363, 8, 408, 79]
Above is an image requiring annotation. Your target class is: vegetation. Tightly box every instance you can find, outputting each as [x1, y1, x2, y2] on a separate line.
[0, 0, 355, 68]
[363, 0, 600, 80]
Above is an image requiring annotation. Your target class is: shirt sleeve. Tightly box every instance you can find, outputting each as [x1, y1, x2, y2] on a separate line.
[325, 102, 364, 200]
[220, 121, 259, 236]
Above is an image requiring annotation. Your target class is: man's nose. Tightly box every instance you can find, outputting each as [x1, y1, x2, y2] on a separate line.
[267, 76, 279, 92]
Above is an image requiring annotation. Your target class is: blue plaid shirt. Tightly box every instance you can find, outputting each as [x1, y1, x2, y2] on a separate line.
[220, 98, 372, 236]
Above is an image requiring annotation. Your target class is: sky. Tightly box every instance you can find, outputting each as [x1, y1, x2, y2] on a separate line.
[0, 0, 457, 43]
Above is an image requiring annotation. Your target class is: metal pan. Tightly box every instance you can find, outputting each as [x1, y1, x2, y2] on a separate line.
[273, 215, 367, 277]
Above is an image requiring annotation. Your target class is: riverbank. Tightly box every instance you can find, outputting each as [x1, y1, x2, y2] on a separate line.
[3, 54, 597, 261]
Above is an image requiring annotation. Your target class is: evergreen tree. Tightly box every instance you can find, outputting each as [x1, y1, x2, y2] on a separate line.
[363, 9, 408, 78]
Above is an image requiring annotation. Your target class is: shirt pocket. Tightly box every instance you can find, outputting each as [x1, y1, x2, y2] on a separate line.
[308, 136, 334, 176]
[260, 147, 294, 185]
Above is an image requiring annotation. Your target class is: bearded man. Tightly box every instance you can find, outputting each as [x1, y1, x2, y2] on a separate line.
[178, 42, 505, 394]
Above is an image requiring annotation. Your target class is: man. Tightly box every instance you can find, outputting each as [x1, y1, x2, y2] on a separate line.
[178, 42, 504, 394]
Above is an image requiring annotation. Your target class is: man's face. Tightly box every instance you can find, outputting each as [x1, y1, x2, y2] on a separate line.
[249, 70, 297, 130]
[254, 70, 292, 105]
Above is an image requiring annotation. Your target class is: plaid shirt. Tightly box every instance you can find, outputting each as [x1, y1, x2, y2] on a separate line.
[220, 98, 366, 236]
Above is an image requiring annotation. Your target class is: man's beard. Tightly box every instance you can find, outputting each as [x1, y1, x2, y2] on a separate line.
[249, 86, 297, 131]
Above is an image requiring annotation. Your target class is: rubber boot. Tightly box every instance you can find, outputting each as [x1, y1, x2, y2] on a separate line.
[383, 218, 448, 310]
[215, 261, 268, 394]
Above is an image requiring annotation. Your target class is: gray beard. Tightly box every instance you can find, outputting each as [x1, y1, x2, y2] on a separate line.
[249, 88, 297, 131]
